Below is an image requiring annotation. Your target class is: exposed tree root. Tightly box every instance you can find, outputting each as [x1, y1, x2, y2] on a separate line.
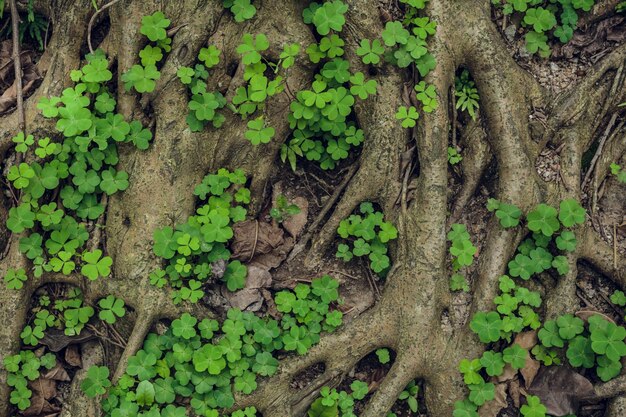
[2, 0, 626, 416]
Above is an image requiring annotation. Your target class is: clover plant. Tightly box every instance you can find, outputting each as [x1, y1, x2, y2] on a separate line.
[91, 276, 344, 416]
[335, 202, 398, 274]
[3, 350, 57, 410]
[3, 48, 150, 292]
[610, 162, 626, 183]
[491, 0, 598, 57]
[281, 1, 372, 170]
[223, 0, 257, 22]
[122, 11, 170, 93]
[455, 199, 617, 417]
[269, 195, 301, 223]
[151, 168, 250, 303]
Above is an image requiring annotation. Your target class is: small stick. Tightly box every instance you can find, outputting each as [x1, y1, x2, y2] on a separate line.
[9, 0, 25, 135]
[87, 0, 123, 54]
[583, 113, 617, 187]
[614, 222, 618, 271]
[451, 86, 457, 148]
[328, 269, 359, 280]
[287, 164, 358, 262]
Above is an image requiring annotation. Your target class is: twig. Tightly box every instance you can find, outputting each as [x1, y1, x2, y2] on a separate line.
[10, 0, 25, 136]
[583, 113, 617, 192]
[401, 160, 412, 216]
[287, 164, 358, 262]
[614, 222, 618, 271]
[328, 269, 359, 280]
[451, 86, 457, 148]
[87, 0, 123, 54]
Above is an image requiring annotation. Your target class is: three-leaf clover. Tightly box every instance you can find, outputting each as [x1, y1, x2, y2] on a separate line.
[356, 38, 385, 64]
[140, 11, 171, 41]
[395, 106, 419, 128]
[81, 249, 113, 280]
[98, 295, 126, 324]
[312, 0, 348, 35]
[245, 117, 275, 145]
[81, 366, 111, 397]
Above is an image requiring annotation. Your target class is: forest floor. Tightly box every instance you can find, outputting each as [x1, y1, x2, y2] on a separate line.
[1, 2, 625, 417]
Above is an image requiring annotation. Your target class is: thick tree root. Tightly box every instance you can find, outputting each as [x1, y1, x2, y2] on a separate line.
[2, 0, 626, 416]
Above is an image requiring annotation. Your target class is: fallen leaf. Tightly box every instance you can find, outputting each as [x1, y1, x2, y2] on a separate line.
[222, 265, 273, 311]
[520, 357, 540, 389]
[231, 220, 284, 260]
[576, 309, 615, 324]
[527, 366, 595, 416]
[0, 46, 41, 114]
[282, 196, 308, 238]
[43, 363, 70, 382]
[479, 383, 508, 417]
[29, 377, 56, 399]
[508, 378, 521, 408]
[65, 344, 82, 367]
[39, 328, 95, 352]
[497, 363, 518, 383]
[514, 330, 538, 350]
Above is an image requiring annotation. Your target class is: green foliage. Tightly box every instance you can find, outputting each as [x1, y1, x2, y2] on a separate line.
[455, 69, 480, 120]
[521, 395, 547, 417]
[447, 223, 477, 270]
[245, 116, 275, 145]
[493, 0, 599, 57]
[448, 146, 463, 165]
[335, 203, 397, 274]
[375, 348, 391, 364]
[306, 0, 349, 35]
[610, 162, 626, 183]
[470, 311, 503, 343]
[224, 0, 257, 22]
[395, 105, 419, 128]
[487, 198, 522, 228]
[2, 49, 151, 293]
[269, 195, 301, 223]
[356, 38, 385, 64]
[98, 295, 126, 324]
[80, 249, 113, 280]
[282, 6, 376, 171]
[81, 365, 112, 397]
[151, 168, 249, 303]
[3, 349, 56, 410]
[450, 273, 470, 292]
[100, 278, 342, 416]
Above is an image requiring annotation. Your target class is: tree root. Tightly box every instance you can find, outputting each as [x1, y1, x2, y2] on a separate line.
[449, 118, 491, 225]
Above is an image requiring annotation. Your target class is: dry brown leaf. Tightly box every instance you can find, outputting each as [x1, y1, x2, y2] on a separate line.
[282, 196, 308, 237]
[576, 309, 615, 324]
[43, 363, 70, 382]
[514, 330, 538, 350]
[251, 236, 294, 270]
[65, 345, 82, 367]
[24, 375, 61, 416]
[29, 377, 56, 399]
[527, 366, 595, 416]
[40, 328, 95, 352]
[0, 49, 41, 114]
[497, 363, 518, 383]
[508, 378, 521, 408]
[478, 383, 508, 417]
[231, 221, 284, 260]
[222, 265, 273, 311]
[222, 288, 264, 311]
[520, 357, 540, 389]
